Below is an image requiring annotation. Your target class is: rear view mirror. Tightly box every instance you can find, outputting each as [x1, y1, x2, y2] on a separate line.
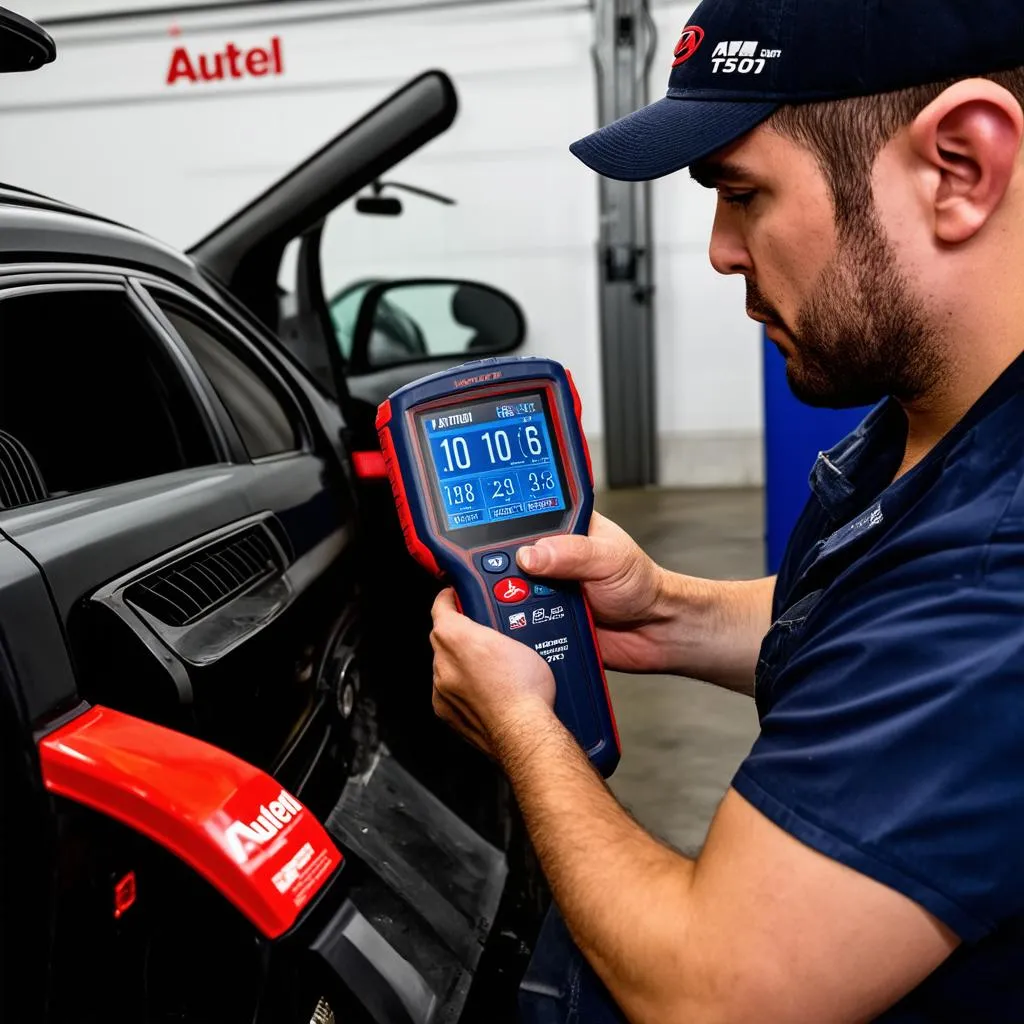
[355, 181, 455, 218]
[355, 196, 403, 217]
[0, 8, 56, 72]
[348, 280, 526, 374]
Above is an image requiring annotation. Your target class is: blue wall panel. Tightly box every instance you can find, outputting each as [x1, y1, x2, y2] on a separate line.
[763, 335, 871, 574]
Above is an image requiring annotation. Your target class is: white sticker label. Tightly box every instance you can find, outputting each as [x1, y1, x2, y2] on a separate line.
[535, 636, 570, 664]
[272, 841, 314, 894]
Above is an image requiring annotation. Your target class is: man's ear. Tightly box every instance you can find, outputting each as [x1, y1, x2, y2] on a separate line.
[909, 79, 1023, 245]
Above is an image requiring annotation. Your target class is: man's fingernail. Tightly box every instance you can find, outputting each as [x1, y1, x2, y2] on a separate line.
[519, 546, 542, 573]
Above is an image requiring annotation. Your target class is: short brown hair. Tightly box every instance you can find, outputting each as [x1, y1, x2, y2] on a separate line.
[768, 68, 1024, 234]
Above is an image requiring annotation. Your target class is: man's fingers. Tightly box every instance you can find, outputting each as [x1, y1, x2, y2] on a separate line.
[432, 588, 493, 660]
[431, 587, 475, 647]
[431, 586, 460, 622]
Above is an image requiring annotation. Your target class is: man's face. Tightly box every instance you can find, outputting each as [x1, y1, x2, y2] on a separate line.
[692, 124, 940, 409]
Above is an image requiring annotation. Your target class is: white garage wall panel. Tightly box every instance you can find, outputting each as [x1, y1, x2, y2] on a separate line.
[648, 0, 764, 487]
[0, 0, 763, 489]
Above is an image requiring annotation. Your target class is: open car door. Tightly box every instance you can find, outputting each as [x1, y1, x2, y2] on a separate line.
[188, 70, 459, 443]
[188, 70, 527, 451]
[189, 69, 550, 1023]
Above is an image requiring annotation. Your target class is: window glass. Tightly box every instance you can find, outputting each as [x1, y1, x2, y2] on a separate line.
[0, 288, 215, 508]
[157, 300, 300, 459]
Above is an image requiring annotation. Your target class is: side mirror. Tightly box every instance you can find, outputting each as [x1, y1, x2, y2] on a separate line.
[348, 280, 526, 374]
[0, 8, 56, 72]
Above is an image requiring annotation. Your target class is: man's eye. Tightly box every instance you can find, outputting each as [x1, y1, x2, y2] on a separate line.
[722, 191, 757, 208]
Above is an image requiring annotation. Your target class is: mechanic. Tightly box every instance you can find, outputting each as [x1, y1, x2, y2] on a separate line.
[430, 0, 1024, 1021]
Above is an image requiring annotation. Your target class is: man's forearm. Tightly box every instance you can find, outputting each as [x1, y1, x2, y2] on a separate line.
[647, 573, 776, 695]
[499, 705, 703, 1023]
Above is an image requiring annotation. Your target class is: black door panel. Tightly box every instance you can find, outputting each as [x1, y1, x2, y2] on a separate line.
[1, 468, 255, 622]
[0, 542, 60, 1024]
[0, 537, 78, 724]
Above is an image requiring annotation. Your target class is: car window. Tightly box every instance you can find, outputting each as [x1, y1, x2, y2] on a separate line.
[0, 288, 216, 509]
[154, 299, 301, 459]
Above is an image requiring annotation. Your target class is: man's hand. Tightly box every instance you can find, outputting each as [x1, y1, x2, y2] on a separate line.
[518, 513, 663, 626]
[430, 588, 558, 759]
[516, 513, 775, 691]
[515, 513, 672, 674]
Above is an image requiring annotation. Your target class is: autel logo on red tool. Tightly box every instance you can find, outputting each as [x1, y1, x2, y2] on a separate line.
[672, 25, 704, 66]
[223, 788, 302, 864]
[167, 36, 283, 85]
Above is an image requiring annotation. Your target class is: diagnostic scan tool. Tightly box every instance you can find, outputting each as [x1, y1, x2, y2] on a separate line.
[376, 357, 620, 777]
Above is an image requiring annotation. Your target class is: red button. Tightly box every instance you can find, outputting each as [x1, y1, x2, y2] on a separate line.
[493, 577, 530, 604]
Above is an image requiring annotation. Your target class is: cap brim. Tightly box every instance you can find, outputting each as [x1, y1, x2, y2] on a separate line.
[570, 96, 779, 182]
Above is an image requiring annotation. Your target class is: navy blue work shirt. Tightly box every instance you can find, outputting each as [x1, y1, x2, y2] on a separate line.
[733, 352, 1024, 1021]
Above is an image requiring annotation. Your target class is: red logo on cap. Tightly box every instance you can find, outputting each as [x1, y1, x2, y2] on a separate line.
[672, 25, 704, 67]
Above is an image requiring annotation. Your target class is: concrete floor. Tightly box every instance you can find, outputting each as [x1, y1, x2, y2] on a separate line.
[593, 488, 765, 857]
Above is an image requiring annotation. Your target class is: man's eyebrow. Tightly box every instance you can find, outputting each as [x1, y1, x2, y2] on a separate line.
[689, 160, 757, 188]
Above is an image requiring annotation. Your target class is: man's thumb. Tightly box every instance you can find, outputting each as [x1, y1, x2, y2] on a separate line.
[517, 534, 599, 580]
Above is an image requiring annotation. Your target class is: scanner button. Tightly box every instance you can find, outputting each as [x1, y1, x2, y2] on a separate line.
[482, 552, 510, 574]
[494, 578, 530, 604]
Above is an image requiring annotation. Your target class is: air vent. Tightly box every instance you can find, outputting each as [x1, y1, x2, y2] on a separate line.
[126, 526, 283, 628]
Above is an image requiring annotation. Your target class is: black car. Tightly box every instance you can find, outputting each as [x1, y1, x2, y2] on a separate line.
[0, 34, 545, 1024]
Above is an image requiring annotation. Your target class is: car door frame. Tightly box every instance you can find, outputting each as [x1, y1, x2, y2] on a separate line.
[0, 266, 236, 460]
[129, 274, 316, 465]
[187, 71, 459, 440]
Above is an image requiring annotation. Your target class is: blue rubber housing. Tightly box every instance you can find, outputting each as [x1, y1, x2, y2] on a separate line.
[377, 357, 620, 778]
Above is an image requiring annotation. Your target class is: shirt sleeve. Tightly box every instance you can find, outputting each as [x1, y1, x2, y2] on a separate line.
[733, 534, 1024, 942]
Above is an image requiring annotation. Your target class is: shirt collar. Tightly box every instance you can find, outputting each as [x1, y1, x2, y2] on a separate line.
[808, 347, 1024, 525]
[809, 399, 907, 523]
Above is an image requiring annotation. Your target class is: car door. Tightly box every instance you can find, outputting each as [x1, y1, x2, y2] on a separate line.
[0, 269, 359, 793]
[186, 71, 554, 996]
[186, 69, 528, 847]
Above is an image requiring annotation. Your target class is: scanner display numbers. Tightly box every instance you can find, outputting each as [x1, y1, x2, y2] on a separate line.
[422, 394, 568, 531]
[436, 426, 544, 473]
[443, 482, 476, 507]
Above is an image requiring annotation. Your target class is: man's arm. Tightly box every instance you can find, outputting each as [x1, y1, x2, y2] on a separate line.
[517, 514, 775, 696]
[504, 710, 957, 1024]
[429, 589, 959, 1023]
[653, 572, 776, 696]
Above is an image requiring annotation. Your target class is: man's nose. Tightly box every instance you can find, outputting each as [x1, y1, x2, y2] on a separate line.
[709, 205, 753, 276]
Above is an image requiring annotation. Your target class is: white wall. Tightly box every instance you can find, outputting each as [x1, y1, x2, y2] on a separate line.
[647, 0, 764, 487]
[0, 0, 763, 488]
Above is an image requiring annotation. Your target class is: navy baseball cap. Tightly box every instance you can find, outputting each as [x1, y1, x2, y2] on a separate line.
[571, 0, 1024, 182]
